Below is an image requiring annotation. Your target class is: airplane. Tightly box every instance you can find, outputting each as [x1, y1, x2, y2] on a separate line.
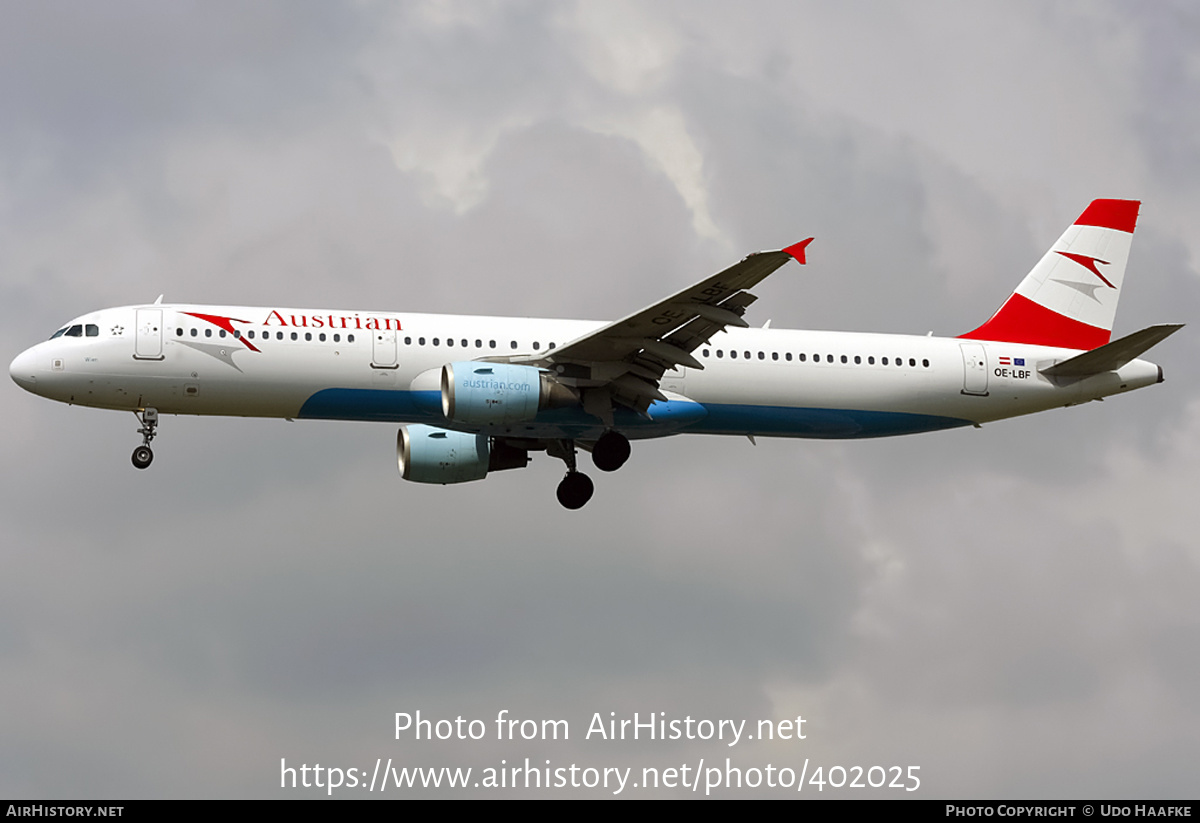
[9, 199, 1182, 509]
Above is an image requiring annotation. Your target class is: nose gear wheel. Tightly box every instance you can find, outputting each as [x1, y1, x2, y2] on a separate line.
[131, 407, 158, 470]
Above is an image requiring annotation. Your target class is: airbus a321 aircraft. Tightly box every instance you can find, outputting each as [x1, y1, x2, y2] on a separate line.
[9, 199, 1181, 508]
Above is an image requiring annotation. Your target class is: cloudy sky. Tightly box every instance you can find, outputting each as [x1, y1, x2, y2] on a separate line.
[3, 0, 1199, 798]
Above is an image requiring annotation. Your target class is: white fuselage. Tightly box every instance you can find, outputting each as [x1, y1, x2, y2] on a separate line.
[9, 303, 1163, 442]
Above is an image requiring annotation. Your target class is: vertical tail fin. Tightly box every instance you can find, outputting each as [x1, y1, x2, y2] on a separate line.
[959, 199, 1139, 350]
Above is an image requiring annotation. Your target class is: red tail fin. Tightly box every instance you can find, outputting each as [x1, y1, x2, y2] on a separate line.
[960, 199, 1139, 350]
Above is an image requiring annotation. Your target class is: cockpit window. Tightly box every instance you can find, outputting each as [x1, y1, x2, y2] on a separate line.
[50, 324, 93, 340]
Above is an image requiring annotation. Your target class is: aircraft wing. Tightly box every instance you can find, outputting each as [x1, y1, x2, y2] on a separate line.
[508, 239, 812, 417]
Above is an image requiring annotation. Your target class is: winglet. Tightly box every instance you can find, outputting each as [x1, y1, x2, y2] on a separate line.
[783, 238, 814, 265]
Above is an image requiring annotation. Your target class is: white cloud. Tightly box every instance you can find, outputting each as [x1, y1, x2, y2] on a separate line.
[583, 106, 726, 245]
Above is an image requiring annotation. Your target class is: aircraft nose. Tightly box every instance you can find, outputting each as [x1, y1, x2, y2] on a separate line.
[9, 347, 39, 392]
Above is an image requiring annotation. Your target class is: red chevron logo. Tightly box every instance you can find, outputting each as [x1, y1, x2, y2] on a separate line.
[1056, 251, 1116, 289]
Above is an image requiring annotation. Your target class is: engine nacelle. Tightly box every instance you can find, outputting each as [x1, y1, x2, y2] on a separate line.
[441, 362, 575, 425]
[397, 425, 531, 485]
[398, 425, 489, 484]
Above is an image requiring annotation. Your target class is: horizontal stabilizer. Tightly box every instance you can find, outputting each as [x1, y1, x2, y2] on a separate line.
[1040, 324, 1183, 377]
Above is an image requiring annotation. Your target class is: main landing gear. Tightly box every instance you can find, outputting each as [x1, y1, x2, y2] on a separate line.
[590, 430, 630, 472]
[556, 471, 594, 510]
[550, 431, 632, 509]
[550, 440, 593, 510]
[131, 407, 158, 470]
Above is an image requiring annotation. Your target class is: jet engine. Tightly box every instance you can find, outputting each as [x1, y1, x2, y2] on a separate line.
[397, 424, 529, 484]
[441, 362, 576, 425]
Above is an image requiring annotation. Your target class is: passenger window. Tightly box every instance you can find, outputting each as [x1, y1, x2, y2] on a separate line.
[205, 329, 212, 338]
[772, 352, 779, 361]
[826, 354, 833, 363]
[716, 350, 724, 358]
[176, 328, 183, 336]
[305, 332, 312, 341]
[882, 357, 888, 365]
[433, 338, 440, 346]
[489, 340, 497, 349]
[191, 329, 198, 337]
[868, 356, 875, 365]
[548, 342, 556, 350]
[277, 332, 284, 340]
[291, 332, 298, 341]
[909, 358, 916, 367]
[840, 355, 847, 364]
[446, 338, 453, 347]
[854, 355, 861, 364]
[511, 341, 518, 349]
[319, 333, 326, 342]
[475, 339, 482, 348]
[347, 334, 355, 343]
[730, 350, 738, 359]
[534, 341, 541, 350]
[334, 334, 341, 343]
[785, 353, 792, 361]
[461, 339, 467, 347]
[923, 359, 930, 368]
[219, 329, 226, 338]
[799, 353, 806, 362]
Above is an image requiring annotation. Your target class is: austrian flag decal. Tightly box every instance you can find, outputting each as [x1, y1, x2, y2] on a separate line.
[997, 356, 1025, 367]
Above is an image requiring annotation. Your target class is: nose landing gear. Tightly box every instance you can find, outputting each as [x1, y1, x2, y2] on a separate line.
[131, 407, 158, 469]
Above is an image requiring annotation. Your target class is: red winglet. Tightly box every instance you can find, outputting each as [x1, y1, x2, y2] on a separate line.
[783, 237, 814, 264]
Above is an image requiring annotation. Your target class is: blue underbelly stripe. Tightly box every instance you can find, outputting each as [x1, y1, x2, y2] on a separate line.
[298, 388, 441, 422]
[297, 388, 970, 439]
